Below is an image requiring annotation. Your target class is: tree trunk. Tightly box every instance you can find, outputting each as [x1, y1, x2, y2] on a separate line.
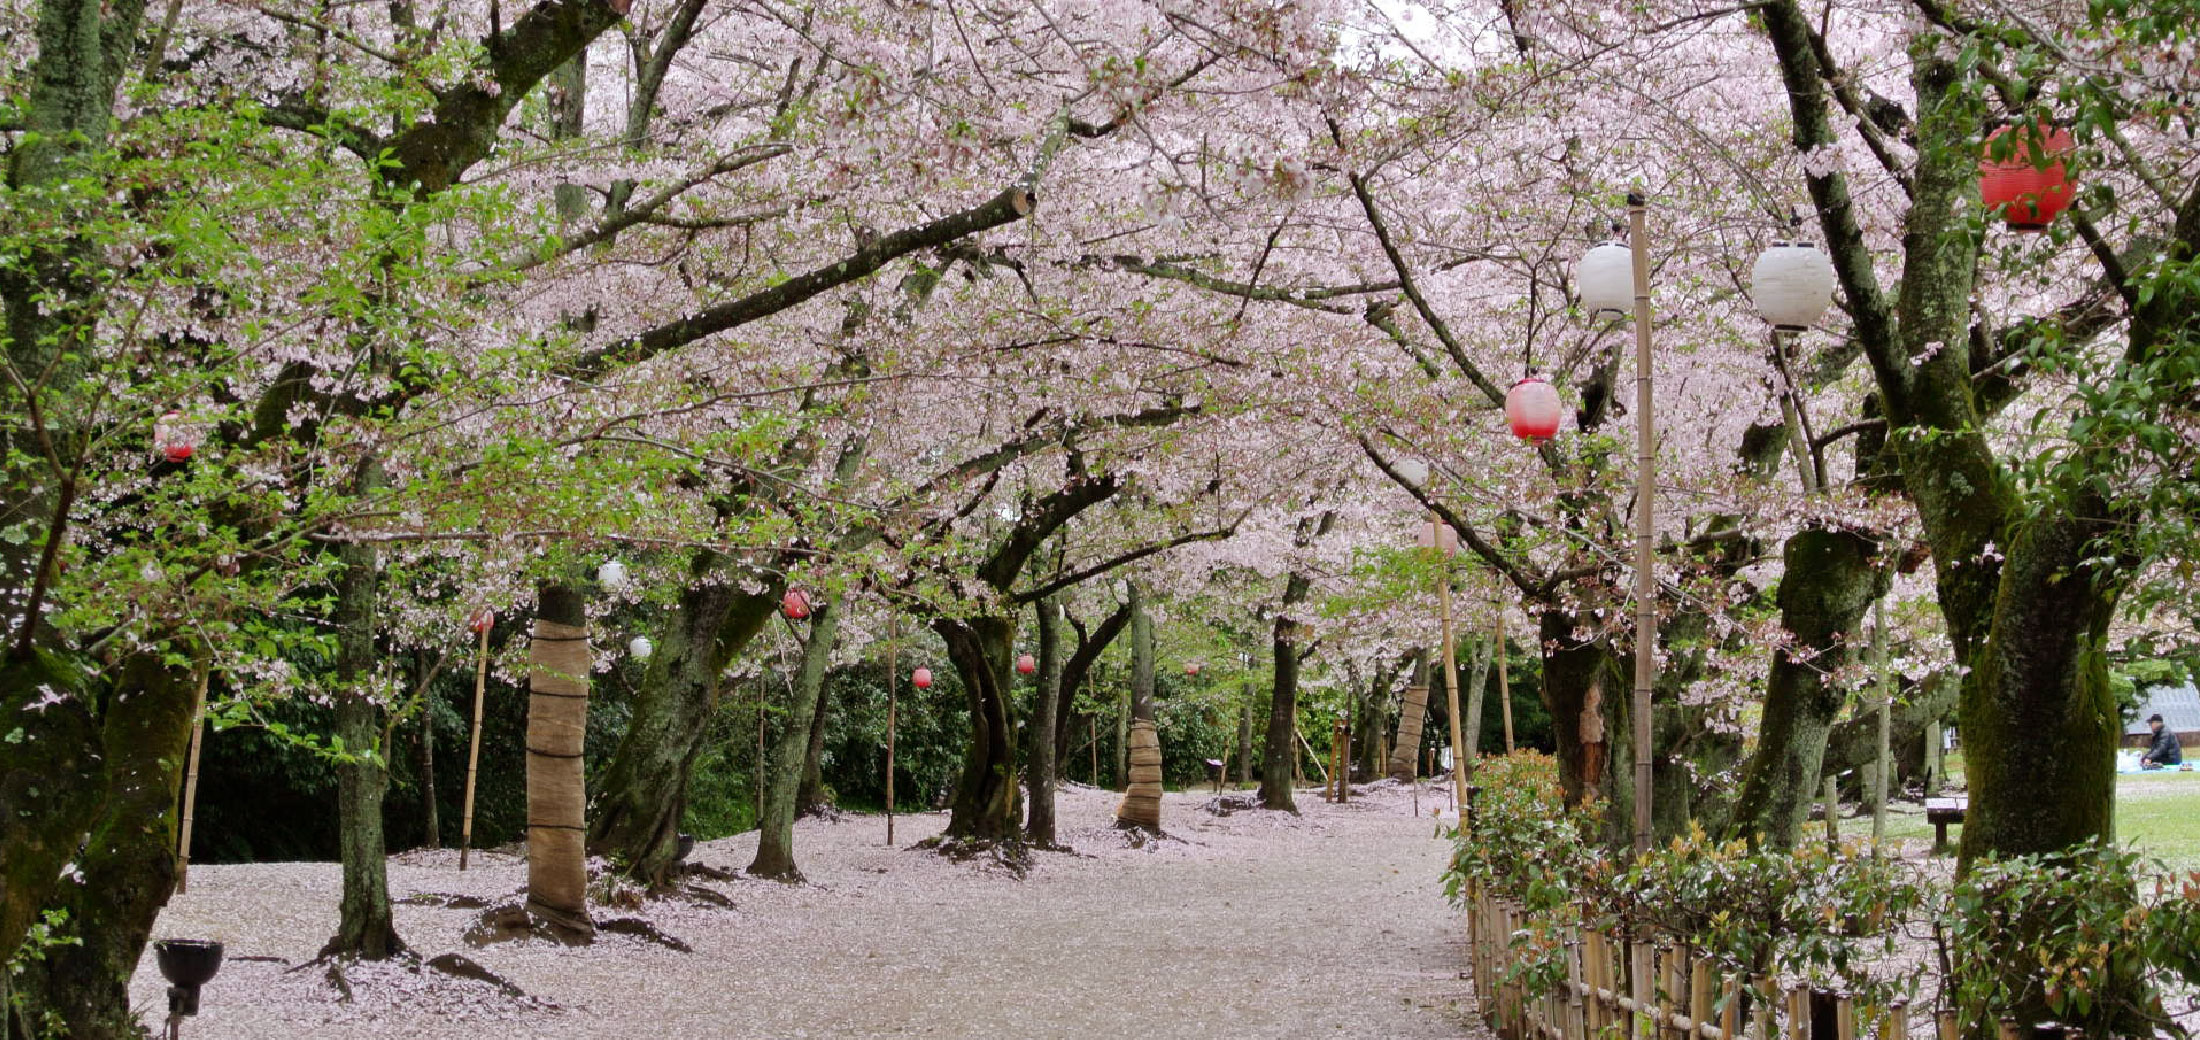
[751, 598, 843, 880]
[1258, 611, 1304, 812]
[525, 583, 593, 940]
[589, 560, 776, 886]
[1024, 597, 1064, 846]
[938, 615, 1019, 841]
[1958, 512, 2125, 862]
[323, 539, 405, 960]
[1461, 638, 1493, 759]
[420, 664, 440, 849]
[1115, 586, 1163, 831]
[0, 653, 105, 973]
[1727, 528, 1886, 847]
[794, 662, 834, 817]
[6, 650, 197, 1039]
[1051, 602, 1131, 771]
[1538, 607, 1613, 807]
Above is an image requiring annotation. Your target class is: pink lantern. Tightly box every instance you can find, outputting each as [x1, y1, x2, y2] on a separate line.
[1016, 654, 1037, 675]
[781, 589, 810, 620]
[1505, 377, 1562, 443]
[154, 410, 198, 463]
[467, 608, 494, 634]
[911, 667, 933, 689]
[1184, 661, 1201, 677]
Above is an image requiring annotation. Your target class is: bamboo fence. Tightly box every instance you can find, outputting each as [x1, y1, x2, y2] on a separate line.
[1464, 887, 2068, 1040]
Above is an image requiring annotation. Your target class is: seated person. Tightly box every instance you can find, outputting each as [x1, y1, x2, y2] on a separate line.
[2141, 713, 2183, 769]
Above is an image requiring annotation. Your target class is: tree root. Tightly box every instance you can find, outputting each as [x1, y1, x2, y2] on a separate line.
[398, 892, 492, 909]
[1112, 820, 1177, 848]
[597, 917, 693, 952]
[913, 835, 1034, 875]
[463, 901, 596, 947]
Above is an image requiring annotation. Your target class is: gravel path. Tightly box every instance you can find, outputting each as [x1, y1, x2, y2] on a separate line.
[133, 780, 1482, 1038]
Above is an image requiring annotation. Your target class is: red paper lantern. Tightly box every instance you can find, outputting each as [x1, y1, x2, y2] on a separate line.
[1505, 377, 1562, 443]
[911, 667, 933, 689]
[1184, 661, 1201, 677]
[1980, 125, 2075, 232]
[781, 589, 810, 620]
[154, 410, 197, 463]
[467, 608, 494, 634]
[1016, 654, 1036, 675]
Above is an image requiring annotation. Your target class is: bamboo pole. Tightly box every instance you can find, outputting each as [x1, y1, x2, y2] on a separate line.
[1631, 941, 1653, 1040]
[1437, 518, 1468, 815]
[1626, 193, 1658, 858]
[1497, 602, 1515, 754]
[175, 660, 211, 894]
[1871, 599, 1891, 851]
[1935, 1009, 1959, 1040]
[459, 620, 490, 871]
[886, 613, 897, 846]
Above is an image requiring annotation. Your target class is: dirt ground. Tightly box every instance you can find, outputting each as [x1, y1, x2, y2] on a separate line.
[130, 780, 1484, 1038]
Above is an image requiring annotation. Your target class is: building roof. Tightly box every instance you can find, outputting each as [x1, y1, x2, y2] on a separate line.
[2128, 683, 2200, 736]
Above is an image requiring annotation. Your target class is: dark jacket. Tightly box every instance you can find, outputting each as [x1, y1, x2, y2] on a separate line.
[2144, 728, 2183, 766]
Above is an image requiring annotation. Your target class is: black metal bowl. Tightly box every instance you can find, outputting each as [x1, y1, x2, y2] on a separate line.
[153, 939, 224, 988]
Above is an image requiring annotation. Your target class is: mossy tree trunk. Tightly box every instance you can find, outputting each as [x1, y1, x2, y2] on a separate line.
[1538, 607, 1614, 808]
[589, 561, 777, 886]
[793, 669, 835, 817]
[751, 597, 844, 880]
[1050, 601, 1131, 770]
[1023, 597, 1065, 846]
[937, 614, 1019, 841]
[525, 583, 593, 940]
[1729, 528, 1887, 847]
[323, 537, 405, 961]
[6, 650, 198, 1039]
[1258, 511, 1334, 811]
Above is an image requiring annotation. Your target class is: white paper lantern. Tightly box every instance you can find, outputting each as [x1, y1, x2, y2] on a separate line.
[1750, 242, 1837, 331]
[1395, 459, 1430, 486]
[628, 635, 653, 660]
[1577, 242, 1634, 319]
[597, 559, 628, 587]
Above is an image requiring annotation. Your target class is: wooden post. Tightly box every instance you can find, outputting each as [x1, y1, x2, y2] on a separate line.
[1884, 1001, 1908, 1040]
[459, 621, 490, 871]
[1630, 941, 1653, 1040]
[1689, 956, 1714, 1040]
[1823, 773, 1841, 850]
[1626, 192, 1658, 858]
[886, 613, 897, 846]
[1785, 986, 1809, 1040]
[1835, 994, 1855, 1040]
[1089, 710, 1098, 786]
[174, 661, 211, 894]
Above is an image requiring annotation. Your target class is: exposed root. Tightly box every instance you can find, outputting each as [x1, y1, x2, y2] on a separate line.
[1202, 792, 1260, 816]
[399, 892, 492, 909]
[425, 953, 526, 998]
[463, 902, 596, 947]
[597, 917, 693, 952]
[913, 834, 1034, 876]
[1112, 820, 1178, 849]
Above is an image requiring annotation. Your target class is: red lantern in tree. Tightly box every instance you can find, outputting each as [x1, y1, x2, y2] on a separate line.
[154, 410, 197, 463]
[912, 667, 933, 689]
[781, 589, 810, 620]
[467, 608, 494, 634]
[1505, 377, 1562, 443]
[1016, 654, 1036, 675]
[1184, 661, 1201, 677]
[1980, 124, 2076, 232]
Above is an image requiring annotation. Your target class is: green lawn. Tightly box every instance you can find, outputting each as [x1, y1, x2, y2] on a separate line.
[1877, 764, 2200, 871]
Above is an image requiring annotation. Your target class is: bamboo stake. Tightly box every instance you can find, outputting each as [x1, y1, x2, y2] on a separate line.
[1296, 726, 1331, 786]
[886, 612, 897, 846]
[1884, 1000, 1908, 1040]
[1835, 994, 1855, 1040]
[1935, 1009, 1959, 1040]
[1631, 941, 1653, 1040]
[1689, 956, 1714, 1040]
[459, 621, 490, 871]
[1626, 193, 1658, 858]
[1497, 602, 1515, 754]
[1719, 974, 1741, 1040]
[175, 660, 211, 894]
[1436, 515, 1468, 815]
[1871, 598, 1891, 851]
